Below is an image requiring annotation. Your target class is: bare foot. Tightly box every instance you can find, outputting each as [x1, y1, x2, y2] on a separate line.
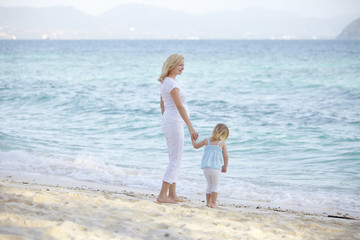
[169, 196, 188, 202]
[211, 204, 219, 208]
[157, 197, 177, 204]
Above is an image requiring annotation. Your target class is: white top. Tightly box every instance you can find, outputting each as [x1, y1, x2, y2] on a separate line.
[160, 77, 189, 124]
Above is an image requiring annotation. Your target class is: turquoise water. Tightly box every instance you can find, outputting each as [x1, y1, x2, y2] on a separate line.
[1, 40, 360, 214]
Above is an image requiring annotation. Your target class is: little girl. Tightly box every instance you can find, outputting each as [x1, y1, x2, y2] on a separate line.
[191, 123, 229, 208]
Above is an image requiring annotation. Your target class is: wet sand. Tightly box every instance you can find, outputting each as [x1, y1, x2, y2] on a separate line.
[0, 172, 359, 240]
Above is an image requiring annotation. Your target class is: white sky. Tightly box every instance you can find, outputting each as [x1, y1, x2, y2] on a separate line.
[0, 0, 359, 18]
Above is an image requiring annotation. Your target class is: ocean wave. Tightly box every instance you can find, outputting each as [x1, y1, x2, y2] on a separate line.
[1, 149, 359, 214]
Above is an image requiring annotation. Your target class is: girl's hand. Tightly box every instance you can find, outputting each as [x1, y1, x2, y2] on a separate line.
[189, 126, 198, 141]
[221, 166, 227, 173]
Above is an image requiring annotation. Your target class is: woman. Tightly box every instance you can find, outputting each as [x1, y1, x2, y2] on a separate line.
[157, 54, 198, 204]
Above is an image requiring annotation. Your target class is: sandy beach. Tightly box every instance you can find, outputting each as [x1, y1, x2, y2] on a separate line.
[0, 172, 359, 240]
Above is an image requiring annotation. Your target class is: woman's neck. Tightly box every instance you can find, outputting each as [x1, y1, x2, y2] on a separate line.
[167, 74, 176, 80]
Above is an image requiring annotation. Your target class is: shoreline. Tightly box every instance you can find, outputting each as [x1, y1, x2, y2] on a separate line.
[1, 171, 359, 239]
[1, 170, 359, 219]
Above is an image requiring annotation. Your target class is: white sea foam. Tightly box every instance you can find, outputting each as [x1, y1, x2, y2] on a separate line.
[1, 149, 359, 216]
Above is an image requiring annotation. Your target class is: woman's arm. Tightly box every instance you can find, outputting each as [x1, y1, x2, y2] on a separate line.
[160, 96, 164, 116]
[170, 88, 198, 140]
[221, 142, 229, 173]
[192, 138, 207, 149]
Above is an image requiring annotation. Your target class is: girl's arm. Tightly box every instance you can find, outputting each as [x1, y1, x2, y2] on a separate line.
[170, 88, 198, 140]
[192, 138, 207, 149]
[160, 96, 164, 115]
[221, 142, 229, 173]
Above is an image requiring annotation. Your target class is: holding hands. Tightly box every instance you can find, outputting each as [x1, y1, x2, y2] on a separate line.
[189, 125, 198, 141]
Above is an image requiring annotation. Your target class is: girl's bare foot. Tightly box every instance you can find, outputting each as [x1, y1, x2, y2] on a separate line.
[211, 204, 219, 208]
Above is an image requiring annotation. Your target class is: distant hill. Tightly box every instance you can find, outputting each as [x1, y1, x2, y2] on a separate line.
[98, 4, 356, 39]
[0, 4, 358, 39]
[0, 6, 108, 39]
[98, 4, 196, 39]
[337, 17, 360, 39]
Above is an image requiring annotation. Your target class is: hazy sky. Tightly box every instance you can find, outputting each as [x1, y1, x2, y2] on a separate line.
[1, 0, 360, 18]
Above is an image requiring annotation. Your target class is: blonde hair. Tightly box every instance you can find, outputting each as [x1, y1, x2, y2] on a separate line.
[210, 123, 229, 141]
[158, 54, 184, 83]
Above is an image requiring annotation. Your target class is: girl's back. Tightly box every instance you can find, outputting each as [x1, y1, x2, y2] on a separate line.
[201, 138, 223, 170]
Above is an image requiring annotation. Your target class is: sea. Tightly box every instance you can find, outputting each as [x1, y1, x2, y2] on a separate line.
[1, 40, 359, 216]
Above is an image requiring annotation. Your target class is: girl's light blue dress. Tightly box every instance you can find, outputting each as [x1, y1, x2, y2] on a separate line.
[201, 138, 223, 170]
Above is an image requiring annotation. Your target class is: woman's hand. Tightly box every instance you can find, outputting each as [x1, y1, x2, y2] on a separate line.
[188, 126, 198, 141]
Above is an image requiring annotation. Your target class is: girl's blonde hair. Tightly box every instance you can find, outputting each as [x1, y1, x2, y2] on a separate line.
[210, 123, 229, 141]
[158, 54, 184, 83]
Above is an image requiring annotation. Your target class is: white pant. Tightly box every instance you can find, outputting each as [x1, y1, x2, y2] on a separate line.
[162, 119, 184, 184]
[203, 168, 221, 194]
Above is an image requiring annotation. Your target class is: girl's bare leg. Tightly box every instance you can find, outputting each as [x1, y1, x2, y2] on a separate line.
[206, 193, 211, 207]
[157, 181, 177, 204]
[210, 192, 219, 208]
